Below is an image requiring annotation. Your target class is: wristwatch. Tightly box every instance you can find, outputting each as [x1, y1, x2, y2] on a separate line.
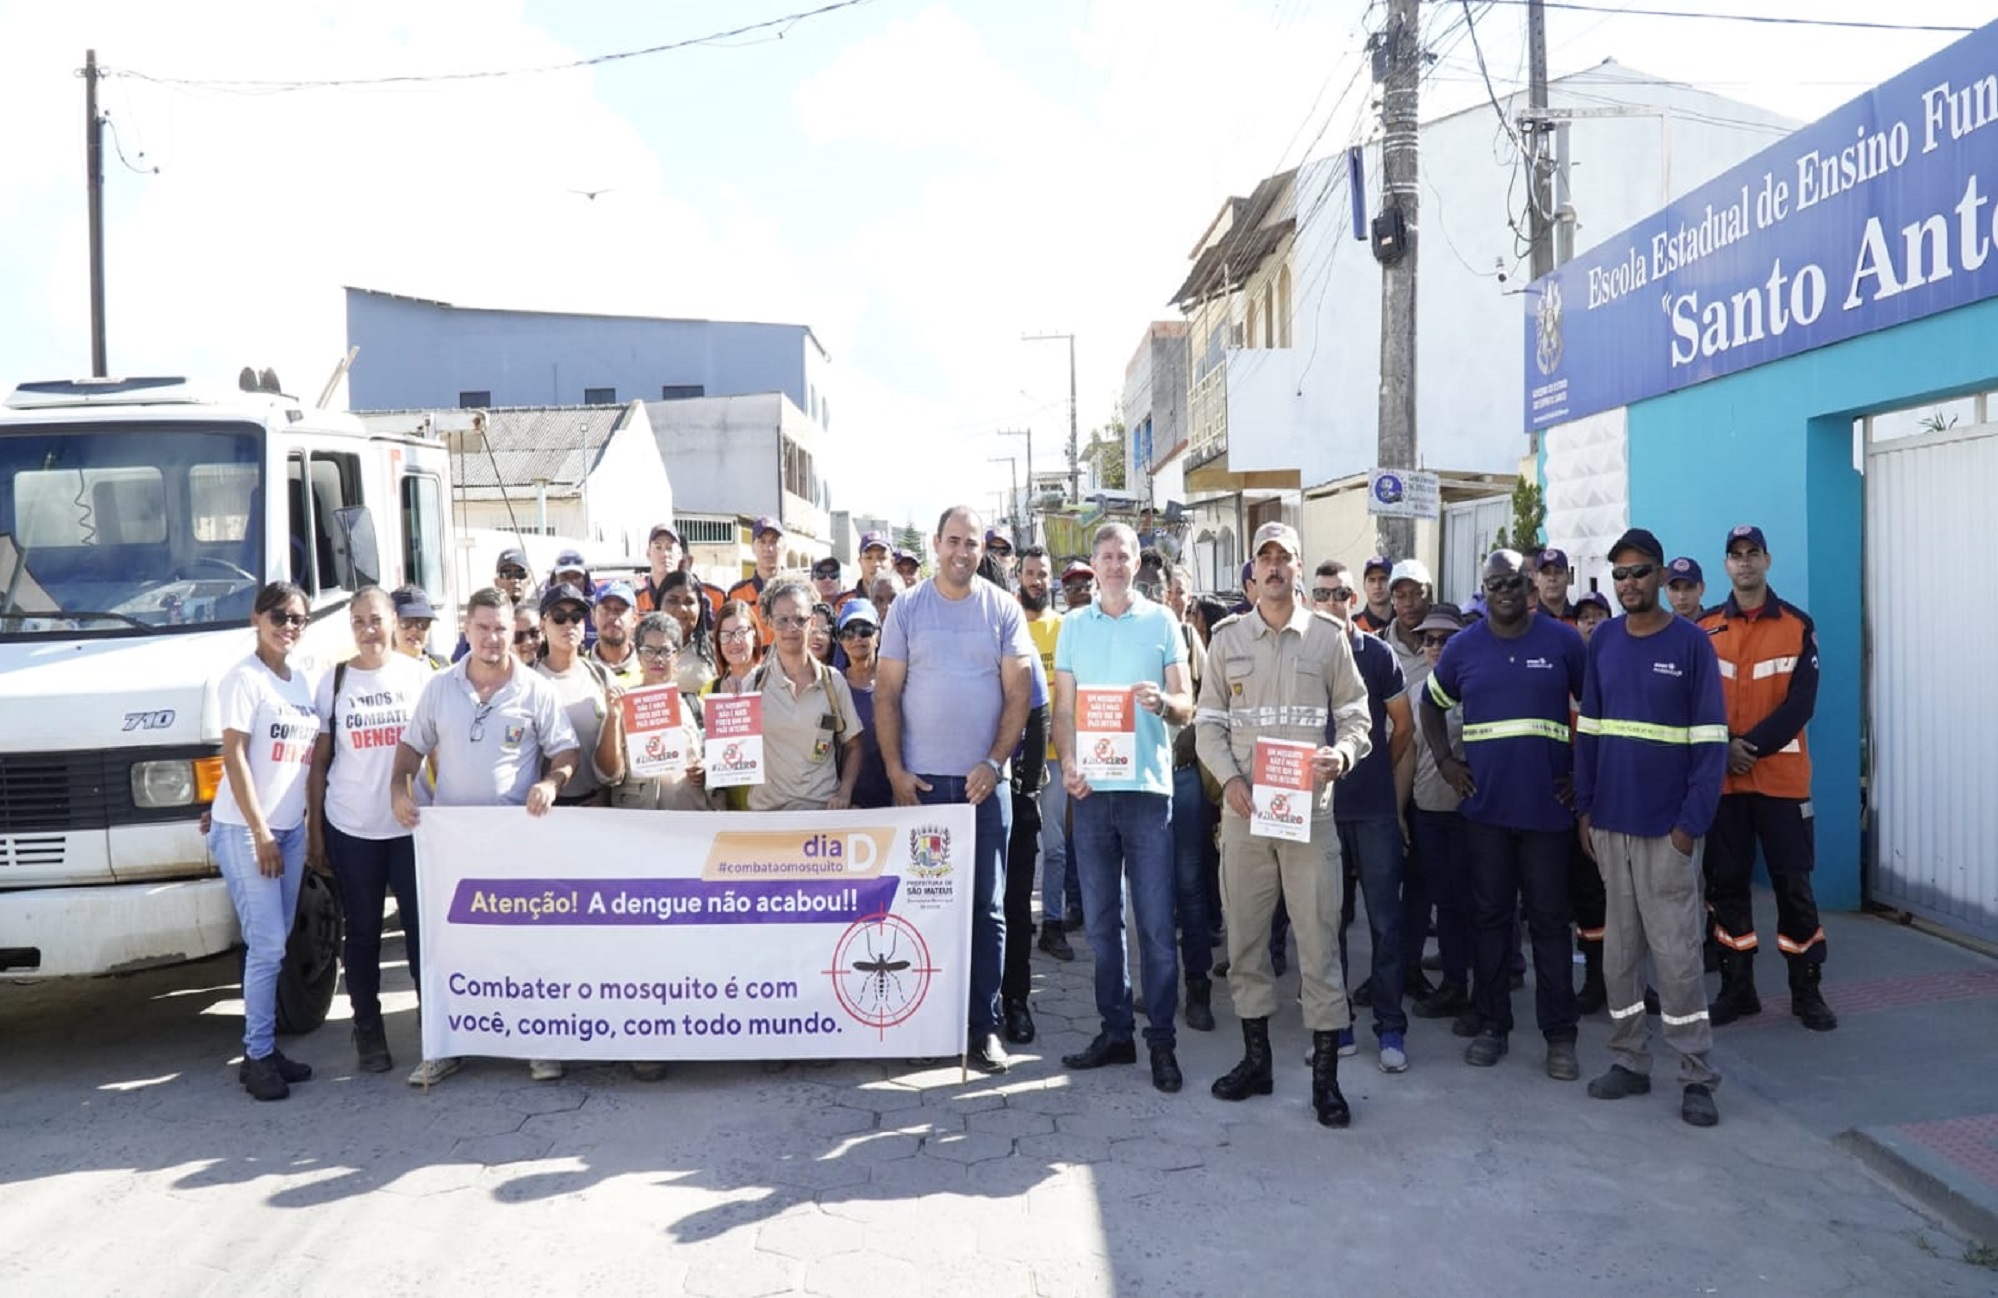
[983, 757, 1005, 779]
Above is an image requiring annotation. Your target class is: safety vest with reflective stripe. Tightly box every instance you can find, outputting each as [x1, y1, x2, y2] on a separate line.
[1698, 591, 1817, 799]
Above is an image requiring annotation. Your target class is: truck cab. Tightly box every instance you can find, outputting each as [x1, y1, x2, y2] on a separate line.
[0, 376, 456, 1030]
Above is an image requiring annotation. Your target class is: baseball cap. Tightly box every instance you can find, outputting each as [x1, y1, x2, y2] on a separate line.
[495, 546, 530, 574]
[836, 599, 878, 631]
[1666, 556, 1705, 586]
[1416, 603, 1464, 635]
[553, 548, 588, 575]
[392, 587, 436, 621]
[542, 581, 593, 614]
[859, 530, 890, 554]
[1241, 560, 1255, 586]
[1251, 521, 1303, 560]
[811, 556, 842, 579]
[985, 525, 1014, 549]
[1577, 591, 1613, 615]
[648, 523, 680, 545]
[595, 580, 636, 609]
[1388, 558, 1434, 591]
[1063, 559, 1095, 582]
[1363, 555, 1393, 577]
[753, 515, 784, 539]
[891, 547, 919, 567]
[1609, 527, 1666, 563]
[1725, 524, 1767, 554]
[1537, 547, 1570, 572]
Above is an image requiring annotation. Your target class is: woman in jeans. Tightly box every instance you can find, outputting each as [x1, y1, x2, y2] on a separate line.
[307, 587, 434, 1076]
[211, 581, 323, 1101]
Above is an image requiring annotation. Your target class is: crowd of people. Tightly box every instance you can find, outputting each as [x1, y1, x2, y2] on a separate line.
[210, 509, 1832, 1133]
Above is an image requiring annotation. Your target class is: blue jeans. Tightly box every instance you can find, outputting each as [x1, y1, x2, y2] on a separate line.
[213, 822, 308, 1059]
[1072, 790, 1179, 1048]
[918, 775, 1009, 1034]
[1039, 760, 1071, 923]
[1171, 764, 1215, 980]
[1410, 809, 1472, 988]
[1337, 817, 1407, 1038]
[326, 823, 420, 1025]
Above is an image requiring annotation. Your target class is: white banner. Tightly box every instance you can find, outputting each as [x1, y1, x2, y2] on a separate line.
[414, 805, 974, 1062]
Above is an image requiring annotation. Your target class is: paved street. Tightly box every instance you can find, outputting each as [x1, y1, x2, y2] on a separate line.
[4, 905, 1995, 1298]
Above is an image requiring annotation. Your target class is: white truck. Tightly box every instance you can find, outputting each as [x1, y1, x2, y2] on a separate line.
[0, 375, 458, 1031]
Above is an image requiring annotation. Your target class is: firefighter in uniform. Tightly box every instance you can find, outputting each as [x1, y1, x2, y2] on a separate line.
[1195, 522, 1373, 1128]
[1698, 525, 1837, 1032]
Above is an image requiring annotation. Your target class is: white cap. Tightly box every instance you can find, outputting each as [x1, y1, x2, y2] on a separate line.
[1388, 558, 1433, 591]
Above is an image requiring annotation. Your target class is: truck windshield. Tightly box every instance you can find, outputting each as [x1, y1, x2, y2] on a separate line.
[0, 422, 263, 637]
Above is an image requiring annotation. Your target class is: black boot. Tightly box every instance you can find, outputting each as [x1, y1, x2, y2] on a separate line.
[1309, 1030, 1351, 1128]
[1184, 977, 1216, 1032]
[353, 1019, 393, 1073]
[1709, 950, 1762, 1026]
[1575, 938, 1606, 1015]
[1210, 1017, 1274, 1101]
[1788, 959, 1838, 1032]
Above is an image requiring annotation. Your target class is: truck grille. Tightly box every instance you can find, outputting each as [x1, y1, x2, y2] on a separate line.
[0, 753, 116, 834]
[0, 834, 65, 869]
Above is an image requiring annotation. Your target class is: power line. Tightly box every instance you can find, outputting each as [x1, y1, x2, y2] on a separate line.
[1473, 1, 1975, 34]
[115, 0, 877, 94]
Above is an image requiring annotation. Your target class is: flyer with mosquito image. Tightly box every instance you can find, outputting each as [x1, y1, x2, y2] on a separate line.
[413, 805, 974, 1061]
[1250, 737, 1316, 842]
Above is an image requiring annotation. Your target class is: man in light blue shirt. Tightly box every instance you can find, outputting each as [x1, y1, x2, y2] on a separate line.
[877, 506, 1035, 1073]
[1054, 522, 1193, 1093]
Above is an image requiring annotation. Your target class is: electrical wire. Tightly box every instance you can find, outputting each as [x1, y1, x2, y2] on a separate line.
[1472, 1, 1974, 34]
[115, 0, 877, 94]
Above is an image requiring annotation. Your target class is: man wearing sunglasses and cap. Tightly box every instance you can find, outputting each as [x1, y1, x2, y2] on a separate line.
[1697, 525, 1837, 1034]
[453, 546, 536, 663]
[810, 556, 847, 609]
[1575, 527, 1728, 1128]
[985, 525, 1017, 585]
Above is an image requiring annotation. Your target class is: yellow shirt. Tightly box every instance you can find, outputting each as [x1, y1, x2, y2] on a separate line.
[1026, 611, 1061, 760]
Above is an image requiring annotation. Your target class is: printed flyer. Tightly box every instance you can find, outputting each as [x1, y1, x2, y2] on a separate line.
[1074, 686, 1136, 783]
[620, 684, 687, 777]
[1250, 737, 1315, 842]
[703, 694, 765, 789]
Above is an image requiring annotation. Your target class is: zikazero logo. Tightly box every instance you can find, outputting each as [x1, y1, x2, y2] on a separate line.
[122, 710, 176, 731]
[1651, 661, 1683, 679]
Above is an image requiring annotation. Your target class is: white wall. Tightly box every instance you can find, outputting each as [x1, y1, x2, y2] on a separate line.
[582, 403, 674, 560]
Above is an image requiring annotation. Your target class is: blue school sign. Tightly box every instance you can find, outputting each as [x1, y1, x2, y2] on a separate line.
[1525, 20, 1998, 430]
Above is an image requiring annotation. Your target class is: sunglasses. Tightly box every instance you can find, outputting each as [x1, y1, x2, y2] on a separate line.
[513, 629, 542, 644]
[1610, 563, 1657, 582]
[1311, 586, 1352, 603]
[469, 700, 495, 743]
[1422, 632, 1455, 648]
[839, 624, 877, 639]
[987, 544, 1012, 557]
[267, 611, 307, 628]
[497, 566, 529, 580]
[544, 608, 586, 625]
[1482, 574, 1526, 593]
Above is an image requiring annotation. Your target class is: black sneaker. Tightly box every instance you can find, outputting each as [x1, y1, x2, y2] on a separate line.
[241, 1054, 290, 1102]
[1150, 1045, 1184, 1094]
[1464, 1030, 1508, 1068]
[1062, 1032, 1138, 1070]
[1587, 1064, 1653, 1100]
[1412, 980, 1470, 1019]
[353, 1021, 393, 1074]
[1003, 997, 1037, 1045]
[1037, 923, 1076, 962]
[1681, 1083, 1720, 1127]
[238, 1050, 313, 1085]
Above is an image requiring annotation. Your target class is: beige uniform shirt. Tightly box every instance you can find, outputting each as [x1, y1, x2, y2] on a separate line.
[1193, 602, 1373, 821]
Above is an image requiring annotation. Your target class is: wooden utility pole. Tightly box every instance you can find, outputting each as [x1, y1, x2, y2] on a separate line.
[84, 49, 107, 377]
[997, 427, 1032, 544]
[1526, 0, 1555, 282]
[1023, 332, 1079, 504]
[1374, 0, 1420, 562]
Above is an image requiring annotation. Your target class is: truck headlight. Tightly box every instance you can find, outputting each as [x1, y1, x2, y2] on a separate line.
[131, 760, 209, 808]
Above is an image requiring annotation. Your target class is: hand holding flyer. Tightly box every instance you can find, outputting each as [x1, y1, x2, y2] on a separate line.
[1250, 737, 1315, 842]
[621, 685, 687, 777]
[1074, 685, 1137, 783]
[703, 694, 765, 789]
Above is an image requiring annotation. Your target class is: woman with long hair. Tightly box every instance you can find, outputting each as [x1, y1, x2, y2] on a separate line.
[807, 601, 838, 667]
[212, 581, 323, 1101]
[704, 600, 764, 697]
[306, 587, 433, 1075]
[660, 569, 717, 695]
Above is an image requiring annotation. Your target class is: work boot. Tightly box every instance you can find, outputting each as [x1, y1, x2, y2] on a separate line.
[1709, 950, 1763, 1026]
[1037, 922, 1075, 962]
[1575, 938, 1606, 1015]
[1184, 976, 1216, 1032]
[353, 1019, 392, 1074]
[241, 1054, 290, 1102]
[238, 1049, 312, 1085]
[1412, 979, 1470, 1019]
[1210, 1017, 1274, 1101]
[1150, 1045, 1184, 1094]
[1309, 1030, 1352, 1128]
[1788, 960, 1839, 1032]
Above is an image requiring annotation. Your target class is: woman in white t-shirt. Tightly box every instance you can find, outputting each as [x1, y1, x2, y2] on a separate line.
[212, 581, 324, 1102]
[306, 588, 434, 1076]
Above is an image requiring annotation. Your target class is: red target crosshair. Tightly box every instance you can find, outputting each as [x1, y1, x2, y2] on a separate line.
[823, 910, 939, 1038]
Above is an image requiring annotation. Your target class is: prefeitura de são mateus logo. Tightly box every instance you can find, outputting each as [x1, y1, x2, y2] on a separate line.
[908, 824, 953, 879]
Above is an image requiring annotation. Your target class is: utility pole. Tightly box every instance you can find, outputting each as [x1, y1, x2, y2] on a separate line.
[997, 427, 1032, 543]
[1373, 0, 1421, 561]
[83, 49, 108, 377]
[987, 455, 1020, 539]
[1526, 0, 1555, 282]
[1023, 332, 1079, 505]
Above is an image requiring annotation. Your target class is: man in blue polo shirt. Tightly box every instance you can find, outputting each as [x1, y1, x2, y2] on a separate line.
[1054, 522, 1193, 1093]
[1421, 549, 1588, 1082]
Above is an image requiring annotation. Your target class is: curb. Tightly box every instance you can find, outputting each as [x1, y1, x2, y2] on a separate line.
[1837, 1126, 1998, 1251]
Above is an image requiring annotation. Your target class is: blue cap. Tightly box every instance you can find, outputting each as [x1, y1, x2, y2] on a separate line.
[892, 547, 919, 567]
[1537, 547, 1570, 572]
[1609, 527, 1666, 564]
[837, 599, 878, 630]
[1665, 556, 1704, 586]
[985, 525, 1013, 548]
[543, 580, 593, 613]
[392, 587, 436, 620]
[753, 515, 784, 538]
[859, 530, 890, 554]
[595, 580, 637, 609]
[1364, 555, 1393, 577]
[1577, 591, 1612, 614]
[495, 546, 530, 573]
[1725, 524, 1767, 554]
[553, 548, 588, 574]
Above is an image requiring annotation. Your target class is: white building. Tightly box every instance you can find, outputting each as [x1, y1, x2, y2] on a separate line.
[646, 393, 831, 569]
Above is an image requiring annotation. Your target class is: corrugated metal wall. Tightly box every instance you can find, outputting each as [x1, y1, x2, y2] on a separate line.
[1864, 421, 1998, 943]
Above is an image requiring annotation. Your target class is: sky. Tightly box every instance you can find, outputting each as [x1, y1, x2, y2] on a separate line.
[1, 0, 1990, 529]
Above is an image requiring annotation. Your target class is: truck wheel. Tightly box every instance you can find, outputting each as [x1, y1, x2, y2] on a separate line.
[275, 870, 345, 1036]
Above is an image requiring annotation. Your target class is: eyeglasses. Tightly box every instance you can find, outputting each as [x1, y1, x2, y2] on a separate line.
[637, 644, 677, 659]
[469, 700, 495, 743]
[545, 608, 586, 625]
[497, 567, 529, 580]
[772, 614, 811, 631]
[719, 627, 755, 641]
[1610, 563, 1656, 582]
[1422, 633, 1455, 648]
[839, 624, 877, 640]
[267, 611, 307, 628]
[513, 629, 542, 644]
[1482, 574, 1526, 593]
